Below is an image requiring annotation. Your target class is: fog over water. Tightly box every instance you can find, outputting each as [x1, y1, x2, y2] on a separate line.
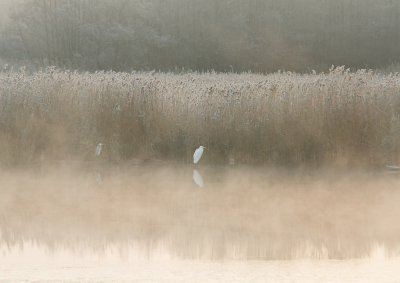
[1, 165, 400, 282]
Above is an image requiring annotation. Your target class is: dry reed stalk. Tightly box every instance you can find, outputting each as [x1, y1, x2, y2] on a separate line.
[0, 65, 399, 166]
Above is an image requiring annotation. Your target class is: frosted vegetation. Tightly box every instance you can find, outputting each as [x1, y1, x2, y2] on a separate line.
[1, 65, 400, 166]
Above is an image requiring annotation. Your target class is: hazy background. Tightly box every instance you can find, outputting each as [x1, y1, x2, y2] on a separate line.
[0, 0, 399, 73]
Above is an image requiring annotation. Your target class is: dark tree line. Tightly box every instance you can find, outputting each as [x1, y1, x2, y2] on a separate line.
[1, 0, 399, 72]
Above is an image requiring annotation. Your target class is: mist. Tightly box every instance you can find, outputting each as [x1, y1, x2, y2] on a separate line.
[2, 165, 400, 261]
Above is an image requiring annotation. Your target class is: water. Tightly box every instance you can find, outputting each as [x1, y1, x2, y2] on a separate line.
[1, 164, 400, 282]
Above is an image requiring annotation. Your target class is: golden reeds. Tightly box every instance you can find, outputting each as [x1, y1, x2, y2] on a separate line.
[1, 65, 399, 166]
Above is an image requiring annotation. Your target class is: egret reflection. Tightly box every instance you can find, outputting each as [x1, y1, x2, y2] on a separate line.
[193, 169, 203, 187]
[94, 171, 102, 185]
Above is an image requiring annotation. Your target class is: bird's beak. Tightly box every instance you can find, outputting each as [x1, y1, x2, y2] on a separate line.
[203, 147, 206, 149]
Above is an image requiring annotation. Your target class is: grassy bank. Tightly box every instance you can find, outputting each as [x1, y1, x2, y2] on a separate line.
[1, 66, 400, 166]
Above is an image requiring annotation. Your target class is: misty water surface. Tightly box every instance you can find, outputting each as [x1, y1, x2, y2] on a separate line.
[1, 164, 400, 282]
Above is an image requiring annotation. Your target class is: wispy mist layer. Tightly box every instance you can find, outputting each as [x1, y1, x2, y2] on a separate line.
[1, 165, 400, 260]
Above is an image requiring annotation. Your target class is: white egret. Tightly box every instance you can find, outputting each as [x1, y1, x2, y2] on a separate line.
[193, 146, 206, 164]
[95, 143, 104, 157]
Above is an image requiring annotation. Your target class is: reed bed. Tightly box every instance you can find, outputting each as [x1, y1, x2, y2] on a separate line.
[1, 65, 400, 166]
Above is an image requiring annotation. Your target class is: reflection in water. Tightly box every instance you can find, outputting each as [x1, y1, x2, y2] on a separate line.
[385, 165, 400, 174]
[94, 171, 102, 185]
[1, 165, 400, 281]
[193, 169, 203, 187]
